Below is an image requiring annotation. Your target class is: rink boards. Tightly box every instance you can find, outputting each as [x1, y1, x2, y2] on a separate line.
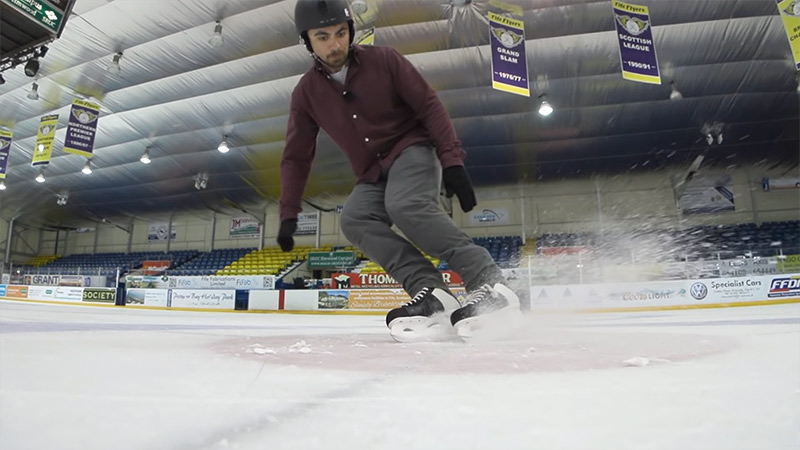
[1, 273, 798, 313]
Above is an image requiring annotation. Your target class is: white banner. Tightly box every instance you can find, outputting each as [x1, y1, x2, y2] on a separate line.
[686, 277, 765, 303]
[24, 274, 61, 286]
[719, 257, 779, 277]
[762, 176, 800, 191]
[126, 275, 170, 289]
[230, 216, 261, 239]
[469, 208, 511, 226]
[170, 289, 235, 309]
[27, 285, 55, 300]
[22, 274, 105, 287]
[678, 175, 735, 215]
[53, 286, 84, 302]
[766, 274, 800, 299]
[147, 222, 176, 242]
[126, 288, 168, 307]
[168, 276, 274, 290]
[528, 274, 800, 309]
[296, 211, 318, 236]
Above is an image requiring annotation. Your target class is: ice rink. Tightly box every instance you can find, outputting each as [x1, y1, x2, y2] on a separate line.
[1, 299, 798, 450]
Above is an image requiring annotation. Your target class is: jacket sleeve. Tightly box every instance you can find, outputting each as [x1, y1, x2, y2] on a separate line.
[280, 86, 319, 221]
[384, 47, 466, 169]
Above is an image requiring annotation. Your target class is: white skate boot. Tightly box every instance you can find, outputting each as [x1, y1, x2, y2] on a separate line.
[386, 287, 461, 343]
[450, 282, 522, 340]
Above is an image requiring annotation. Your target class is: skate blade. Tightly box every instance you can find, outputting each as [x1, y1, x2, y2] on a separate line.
[453, 307, 523, 341]
[389, 316, 457, 343]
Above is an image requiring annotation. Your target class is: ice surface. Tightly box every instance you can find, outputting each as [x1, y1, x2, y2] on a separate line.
[0, 300, 798, 450]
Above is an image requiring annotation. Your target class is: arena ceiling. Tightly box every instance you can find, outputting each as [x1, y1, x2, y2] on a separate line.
[0, 0, 797, 229]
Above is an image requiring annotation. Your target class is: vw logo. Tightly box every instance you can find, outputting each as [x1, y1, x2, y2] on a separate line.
[690, 282, 708, 300]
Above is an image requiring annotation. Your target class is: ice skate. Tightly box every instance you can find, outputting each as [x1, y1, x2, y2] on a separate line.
[386, 287, 461, 343]
[450, 282, 522, 340]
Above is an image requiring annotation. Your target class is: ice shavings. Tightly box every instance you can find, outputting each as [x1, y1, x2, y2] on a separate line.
[288, 340, 312, 354]
[247, 344, 277, 355]
[623, 356, 650, 367]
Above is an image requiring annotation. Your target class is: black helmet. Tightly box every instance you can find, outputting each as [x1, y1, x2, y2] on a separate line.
[294, 0, 355, 53]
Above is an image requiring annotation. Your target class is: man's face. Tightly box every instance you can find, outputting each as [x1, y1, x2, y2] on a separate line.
[307, 22, 350, 71]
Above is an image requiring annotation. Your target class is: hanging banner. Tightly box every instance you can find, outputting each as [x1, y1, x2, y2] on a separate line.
[762, 176, 800, 191]
[296, 210, 318, 236]
[778, 0, 800, 70]
[0, 130, 11, 179]
[678, 174, 735, 214]
[613, 0, 661, 84]
[355, 27, 375, 45]
[147, 222, 176, 242]
[64, 99, 101, 157]
[469, 208, 511, 226]
[488, 11, 529, 96]
[230, 215, 261, 239]
[31, 114, 58, 167]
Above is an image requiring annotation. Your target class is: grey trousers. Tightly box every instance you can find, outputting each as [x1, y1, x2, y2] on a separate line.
[340, 144, 504, 296]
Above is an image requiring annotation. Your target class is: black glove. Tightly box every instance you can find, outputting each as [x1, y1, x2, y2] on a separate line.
[442, 166, 477, 212]
[277, 219, 298, 252]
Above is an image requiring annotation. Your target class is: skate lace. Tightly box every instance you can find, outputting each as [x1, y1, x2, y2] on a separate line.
[464, 284, 495, 306]
[403, 288, 430, 307]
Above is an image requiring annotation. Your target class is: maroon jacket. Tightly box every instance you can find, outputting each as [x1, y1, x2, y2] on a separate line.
[279, 45, 466, 220]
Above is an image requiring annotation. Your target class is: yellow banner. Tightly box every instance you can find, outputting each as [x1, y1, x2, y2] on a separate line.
[489, 0, 523, 15]
[355, 27, 375, 45]
[613, 0, 648, 15]
[0, 129, 11, 179]
[778, 0, 800, 70]
[347, 288, 468, 309]
[780, 254, 800, 272]
[348, 289, 409, 309]
[488, 11, 524, 29]
[32, 114, 58, 167]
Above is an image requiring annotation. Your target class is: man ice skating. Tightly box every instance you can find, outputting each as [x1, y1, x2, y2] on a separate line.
[278, 0, 521, 341]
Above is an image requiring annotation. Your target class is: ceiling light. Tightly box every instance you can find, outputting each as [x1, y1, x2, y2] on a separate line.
[82, 160, 93, 174]
[669, 81, 683, 101]
[35, 171, 46, 183]
[209, 21, 224, 47]
[140, 147, 151, 164]
[218, 135, 230, 153]
[717, 133, 723, 145]
[108, 52, 123, 74]
[706, 133, 713, 145]
[24, 59, 39, 77]
[351, 0, 368, 14]
[27, 82, 39, 101]
[537, 95, 553, 116]
[0, 181, 6, 190]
